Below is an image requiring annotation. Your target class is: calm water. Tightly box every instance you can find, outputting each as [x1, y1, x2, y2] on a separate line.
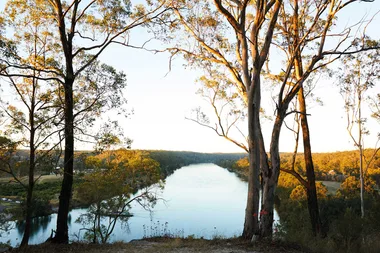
[0, 163, 279, 246]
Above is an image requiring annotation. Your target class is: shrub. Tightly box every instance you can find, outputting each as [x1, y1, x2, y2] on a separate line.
[289, 182, 328, 201]
[277, 195, 380, 253]
[329, 208, 362, 253]
[337, 176, 376, 198]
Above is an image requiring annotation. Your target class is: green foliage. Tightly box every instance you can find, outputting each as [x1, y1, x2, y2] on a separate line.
[0, 136, 17, 152]
[371, 93, 380, 121]
[280, 150, 380, 181]
[0, 136, 18, 176]
[339, 37, 380, 95]
[0, 178, 85, 221]
[278, 171, 300, 189]
[276, 181, 380, 253]
[0, 180, 63, 199]
[76, 149, 163, 244]
[74, 61, 129, 130]
[0, 241, 11, 250]
[0, 183, 25, 197]
[329, 208, 363, 252]
[226, 151, 380, 187]
[192, 69, 246, 146]
[27, 194, 51, 218]
[337, 176, 376, 198]
[289, 182, 328, 201]
[149, 150, 246, 177]
[215, 157, 250, 181]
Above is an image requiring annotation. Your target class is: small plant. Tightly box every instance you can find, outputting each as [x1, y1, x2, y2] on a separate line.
[211, 227, 226, 240]
[143, 221, 184, 239]
[186, 234, 196, 240]
[329, 208, 363, 253]
[0, 241, 11, 247]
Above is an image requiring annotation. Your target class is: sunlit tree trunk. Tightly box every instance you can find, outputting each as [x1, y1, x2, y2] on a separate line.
[243, 74, 261, 239]
[261, 106, 287, 238]
[358, 90, 365, 218]
[298, 86, 323, 235]
[292, 0, 323, 235]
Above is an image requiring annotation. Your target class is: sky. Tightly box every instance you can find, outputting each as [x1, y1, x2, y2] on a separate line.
[1, 1, 380, 154]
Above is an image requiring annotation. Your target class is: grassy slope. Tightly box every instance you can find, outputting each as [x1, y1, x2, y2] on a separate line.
[0, 175, 63, 184]
[319, 181, 341, 195]
[8, 238, 305, 253]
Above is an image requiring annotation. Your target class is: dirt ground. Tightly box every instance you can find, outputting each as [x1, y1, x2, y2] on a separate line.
[5, 238, 305, 253]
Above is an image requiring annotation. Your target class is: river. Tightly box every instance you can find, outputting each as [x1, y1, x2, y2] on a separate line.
[0, 163, 279, 246]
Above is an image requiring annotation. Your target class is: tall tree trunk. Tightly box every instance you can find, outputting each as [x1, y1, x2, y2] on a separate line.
[292, 0, 323, 231]
[21, 83, 36, 247]
[359, 147, 364, 218]
[53, 78, 74, 244]
[261, 109, 286, 238]
[52, 1, 76, 242]
[358, 91, 365, 218]
[20, 137, 35, 247]
[242, 75, 261, 239]
[298, 86, 323, 236]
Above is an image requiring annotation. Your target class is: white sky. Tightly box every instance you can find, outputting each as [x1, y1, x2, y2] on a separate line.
[1, 1, 380, 153]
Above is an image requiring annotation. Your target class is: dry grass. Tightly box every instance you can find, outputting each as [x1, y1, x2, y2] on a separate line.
[8, 238, 305, 253]
[36, 175, 63, 183]
[319, 181, 341, 195]
[0, 175, 62, 185]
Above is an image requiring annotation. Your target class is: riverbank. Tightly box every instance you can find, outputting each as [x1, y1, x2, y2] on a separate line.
[5, 237, 305, 253]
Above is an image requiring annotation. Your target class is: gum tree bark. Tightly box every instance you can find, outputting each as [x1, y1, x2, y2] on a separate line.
[51, 0, 75, 242]
[298, 86, 323, 235]
[20, 99, 36, 247]
[292, 0, 323, 234]
[243, 73, 261, 239]
[162, 0, 378, 240]
[46, 0, 169, 243]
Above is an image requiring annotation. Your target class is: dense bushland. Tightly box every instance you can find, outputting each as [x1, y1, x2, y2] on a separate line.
[223, 155, 380, 253]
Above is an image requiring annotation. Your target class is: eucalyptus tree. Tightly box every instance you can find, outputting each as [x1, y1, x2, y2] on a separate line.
[371, 94, 380, 121]
[76, 149, 162, 244]
[160, 0, 283, 239]
[0, 136, 18, 177]
[0, 76, 61, 247]
[162, 0, 380, 239]
[0, 6, 64, 246]
[264, 0, 380, 236]
[0, 136, 18, 236]
[266, 0, 333, 236]
[339, 38, 380, 218]
[1, 0, 170, 244]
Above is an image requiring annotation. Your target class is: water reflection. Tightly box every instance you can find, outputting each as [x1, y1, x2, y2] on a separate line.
[0, 164, 279, 246]
[16, 215, 51, 237]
